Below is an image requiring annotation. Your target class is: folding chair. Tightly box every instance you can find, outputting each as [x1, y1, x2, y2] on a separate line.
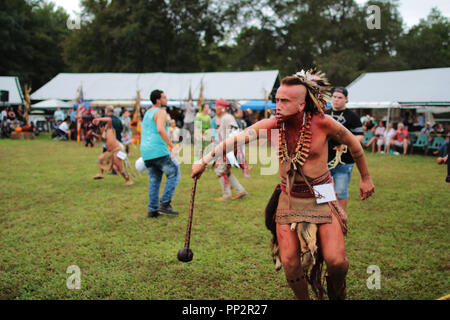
[427, 136, 445, 155]
[410, 134, 428, 154]
[362, 131, 374, 146]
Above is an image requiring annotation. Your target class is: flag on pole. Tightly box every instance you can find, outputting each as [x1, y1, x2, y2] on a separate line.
[135, 90, 142, 145]
[197, 79, 204, 112]
[263, 88, 269, 119]
[76, 85, 84, 143]
[134, 90, 141, 122]
[188, 82, 193, 102]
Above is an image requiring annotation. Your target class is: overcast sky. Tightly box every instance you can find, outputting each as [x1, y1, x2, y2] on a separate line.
[56, 0, 450, 28]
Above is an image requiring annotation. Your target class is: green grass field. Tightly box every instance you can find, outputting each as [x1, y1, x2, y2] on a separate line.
[0, 134, 449, 300]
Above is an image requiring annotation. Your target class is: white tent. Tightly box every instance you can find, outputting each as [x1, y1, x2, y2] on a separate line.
[346, 67, 450, 125]
[30, 71, 280, 102]
[31, 99, 74, 109]
[347, 67, 450, 112]
[0, 76, 24, 105]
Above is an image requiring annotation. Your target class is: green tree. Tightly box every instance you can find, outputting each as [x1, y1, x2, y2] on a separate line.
[221, 0, 405, 85]
[396, 8, 450, 70]
[0, 0, 33, 81]
[63, 0, 226, 73]
[310, 0, 405, 85]
[0, 0, 69, 89]
[28, 1, 70, 88]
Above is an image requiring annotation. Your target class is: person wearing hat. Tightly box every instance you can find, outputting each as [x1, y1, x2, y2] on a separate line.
[420, 122, 434, 135]
[420, 121, 435, 146]
[213, 99, 247, 201]
[325, 87, 364, 212]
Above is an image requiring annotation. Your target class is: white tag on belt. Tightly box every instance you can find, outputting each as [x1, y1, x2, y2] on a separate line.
[313, 183, 337, 204]
[116, 151, 127, 160]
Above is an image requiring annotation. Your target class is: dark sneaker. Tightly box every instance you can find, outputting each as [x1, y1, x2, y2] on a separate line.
[158, 202, 178, 215]
[148, 211, 162, 218]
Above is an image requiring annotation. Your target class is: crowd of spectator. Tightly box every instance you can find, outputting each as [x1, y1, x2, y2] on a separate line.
[361, 114, 449, 157]
[166, 100, 258, 147]
[0, 105, 31, 138]
[50, 105, 136, 153]
[3, 102, 448, 164]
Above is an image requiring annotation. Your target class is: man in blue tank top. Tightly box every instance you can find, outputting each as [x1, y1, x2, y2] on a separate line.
[141, 90, 180, 218]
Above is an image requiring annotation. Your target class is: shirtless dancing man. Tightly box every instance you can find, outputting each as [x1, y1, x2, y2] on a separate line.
[191, 70, 374, 299]
[92, 117, 133, 185]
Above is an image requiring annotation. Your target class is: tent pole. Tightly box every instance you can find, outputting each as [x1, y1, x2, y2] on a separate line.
[384, 106, 391, 153]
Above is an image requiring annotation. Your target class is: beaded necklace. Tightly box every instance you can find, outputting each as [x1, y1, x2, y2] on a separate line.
[278, 112, 313, 171]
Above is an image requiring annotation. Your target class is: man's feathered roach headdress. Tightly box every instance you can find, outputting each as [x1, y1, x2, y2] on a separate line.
[292, 68, 333, 114]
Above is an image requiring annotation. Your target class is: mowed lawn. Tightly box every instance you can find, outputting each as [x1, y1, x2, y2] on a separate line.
[0, 134, 448, 300]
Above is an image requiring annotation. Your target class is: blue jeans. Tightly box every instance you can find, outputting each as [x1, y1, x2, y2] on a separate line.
[330, 163, 354, 199]
[438, 141, 449, 157]
[145, 155, 180, 212]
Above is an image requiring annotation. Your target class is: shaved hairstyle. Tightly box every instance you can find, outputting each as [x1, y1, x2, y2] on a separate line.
[281, 76, 321, 115]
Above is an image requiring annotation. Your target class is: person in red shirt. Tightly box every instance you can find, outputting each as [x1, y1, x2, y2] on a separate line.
[387, 123, 410, 155]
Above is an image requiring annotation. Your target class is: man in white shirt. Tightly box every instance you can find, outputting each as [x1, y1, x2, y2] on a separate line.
[168, 119, 181, 144]
[54, 118, 70, 140]
[181, 100, 196, 143]
[0, 108, 8, 137]
[420, 122, 434, 135]
[212, 99, 247, 201]
[1, 108, 8, 122]
[380, 122, 395, 153]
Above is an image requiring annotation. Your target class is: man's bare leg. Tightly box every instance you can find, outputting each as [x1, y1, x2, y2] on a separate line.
[337, 198, 348, 212]
[113, 156, 133, 184]
[94, 155, 105, 179]
[318, 212, 349, 300]
[276, 223, 310, 300]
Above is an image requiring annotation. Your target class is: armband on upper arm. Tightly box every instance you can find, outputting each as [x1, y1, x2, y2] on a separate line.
[351, 149, 365, 160]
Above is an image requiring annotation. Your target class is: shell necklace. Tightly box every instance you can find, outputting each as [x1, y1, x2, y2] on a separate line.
[278, 112, 313, 171]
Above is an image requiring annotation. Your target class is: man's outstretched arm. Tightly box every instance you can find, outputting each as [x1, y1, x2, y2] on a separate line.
[191, 118, 277, 178]
[93, 117, 113, 129]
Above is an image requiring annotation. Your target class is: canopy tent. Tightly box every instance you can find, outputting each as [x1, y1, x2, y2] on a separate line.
[88, 100, 184, 108]
[31, 99, 74, 109]
[0, 76, 24, 105]
[240, 100, 276, 111]
[31, 71, 280, 102]
[346, 67, 450, 125]
[346, 67, 450, 110]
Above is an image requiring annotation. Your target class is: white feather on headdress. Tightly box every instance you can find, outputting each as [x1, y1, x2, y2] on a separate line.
[293, 68, 333, 114]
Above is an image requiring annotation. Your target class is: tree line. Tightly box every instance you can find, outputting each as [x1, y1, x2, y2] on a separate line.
[1, 0, 449, 91]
